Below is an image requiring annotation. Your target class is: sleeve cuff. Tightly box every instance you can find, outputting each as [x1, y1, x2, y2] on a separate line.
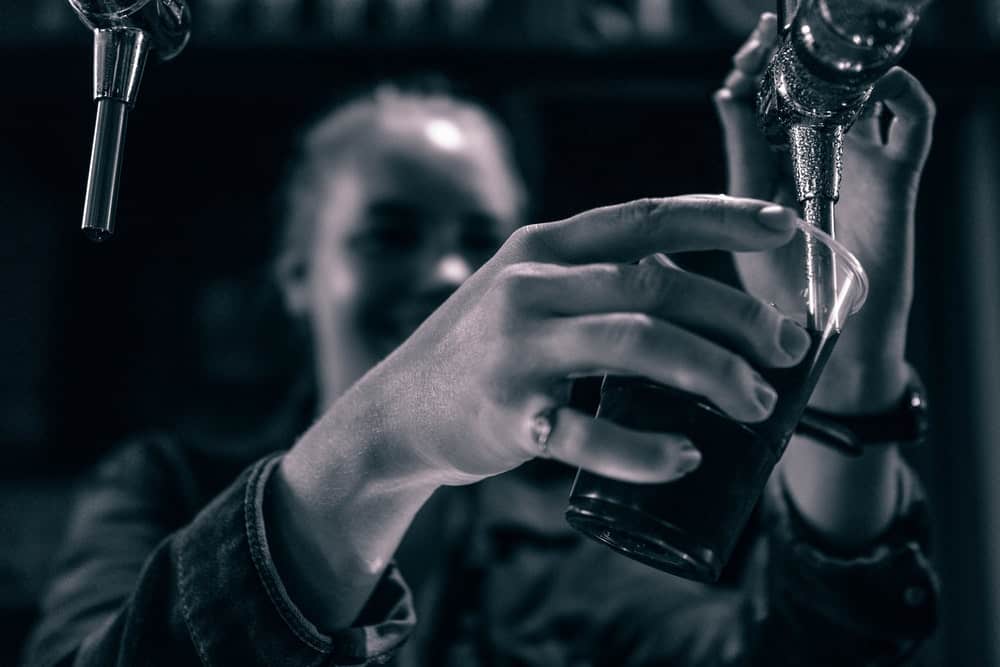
[764, 462, 938, 646]
[174, 454, 416, 666]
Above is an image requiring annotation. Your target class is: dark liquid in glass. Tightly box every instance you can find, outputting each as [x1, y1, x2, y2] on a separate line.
[565, 327, 839, 583]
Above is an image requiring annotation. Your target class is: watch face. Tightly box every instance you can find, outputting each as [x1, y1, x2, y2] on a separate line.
[799, 375, 929, 449]
[907, 383, 930, 443]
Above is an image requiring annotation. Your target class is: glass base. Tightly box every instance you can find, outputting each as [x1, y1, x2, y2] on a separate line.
[565, 496, 722, 583]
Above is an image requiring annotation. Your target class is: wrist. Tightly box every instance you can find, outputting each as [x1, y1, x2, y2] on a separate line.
[270, 390, 439, 629]
[780, 437, 902, 550]
[808, 355, 910, 414]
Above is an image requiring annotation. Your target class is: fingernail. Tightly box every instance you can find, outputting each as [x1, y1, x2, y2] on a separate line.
[757, 205, 797, 231]
[779, 318, 811, 361]
[752, 373, 778, 414]
[724, 69, 746, 91]
[714, 88, 733, 103]
[676, 441, 702, 476]
[734, 39, 761, 66]
[759, 12, 778, 33]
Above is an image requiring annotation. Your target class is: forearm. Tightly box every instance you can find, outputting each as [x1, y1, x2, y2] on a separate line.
[266, 384, 441, 630]
[780, 436, 902, 550]
[758, 459, 937, 665]
[25, 449, 420, 667]
[780, 357, 909, 550]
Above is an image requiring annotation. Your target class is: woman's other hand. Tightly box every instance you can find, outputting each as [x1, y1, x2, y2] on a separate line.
[714, 12, 936, 412]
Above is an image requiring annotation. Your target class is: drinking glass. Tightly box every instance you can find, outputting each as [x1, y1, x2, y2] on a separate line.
[565, 219, 868, 583]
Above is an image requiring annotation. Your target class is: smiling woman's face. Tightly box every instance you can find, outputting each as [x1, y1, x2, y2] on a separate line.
[288, 104, 525, 404]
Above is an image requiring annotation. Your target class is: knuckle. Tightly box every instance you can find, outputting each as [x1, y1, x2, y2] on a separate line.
[604, 313, 657, 351]
[692, 195, 731, 231]
[736, 295, 767, 329]
[509, 223, 539, 247]
[504, 224, 550, 260]
[493, 262, 549, 319]
[497, 261, 545, 291]
[717, 198, 737, 230]
[716, 350, 751, 386]
[617, 198, 660, 226]
[614, 198, 671, 249]
[627, 262, 677, 304]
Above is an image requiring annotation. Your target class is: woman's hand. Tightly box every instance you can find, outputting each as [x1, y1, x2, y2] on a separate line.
[272, 195, 810, 628]
[354, 196, 811, 487]
[714, 13, 936, 412]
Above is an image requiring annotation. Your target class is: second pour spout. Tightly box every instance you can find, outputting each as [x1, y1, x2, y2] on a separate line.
[757, 0, 933, 329]
[82, 27, 151, 241]
[69, 0, 192, 241]
[788, 124, 844, 331]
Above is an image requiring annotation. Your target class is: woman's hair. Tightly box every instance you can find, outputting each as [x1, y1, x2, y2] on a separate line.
[275, 79, 529, 268]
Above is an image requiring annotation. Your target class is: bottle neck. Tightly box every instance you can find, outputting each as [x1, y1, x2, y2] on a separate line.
[791, 0, 926, 84]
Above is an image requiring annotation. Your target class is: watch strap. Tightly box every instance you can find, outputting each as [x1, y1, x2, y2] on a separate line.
[795, 373, 929, 456]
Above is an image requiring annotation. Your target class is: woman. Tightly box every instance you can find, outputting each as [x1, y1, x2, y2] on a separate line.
[25, 14, 938, 666]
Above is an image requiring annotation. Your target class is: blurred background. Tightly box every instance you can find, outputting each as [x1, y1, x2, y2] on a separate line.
[1, 0, 998, 664]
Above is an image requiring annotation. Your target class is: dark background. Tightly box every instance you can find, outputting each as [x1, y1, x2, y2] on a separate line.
[2, 0, 999, 664]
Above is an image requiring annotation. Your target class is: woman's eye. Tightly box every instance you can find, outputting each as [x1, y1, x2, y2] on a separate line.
[351, 225, 422, 252]
[374, 226, 421, 248]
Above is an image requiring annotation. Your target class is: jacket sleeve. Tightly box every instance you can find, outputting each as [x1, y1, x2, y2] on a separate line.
[21, 442, 415, 667]
[595, 461, 938, 667]
[752, 461, 938, 666]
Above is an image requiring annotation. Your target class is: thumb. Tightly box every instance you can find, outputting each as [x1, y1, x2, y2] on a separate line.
[872, 67, 936, 169]
[713, 87, 778, 200]
[713, 12, 781, 199]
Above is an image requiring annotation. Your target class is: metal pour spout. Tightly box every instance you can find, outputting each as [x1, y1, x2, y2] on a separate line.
[68, 1, 191, 241]
[757, 0, 932, 328]
[788, 124, 843, 330]
[83, 27, 150, 241]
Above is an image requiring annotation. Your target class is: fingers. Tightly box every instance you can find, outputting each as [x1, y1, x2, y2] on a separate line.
[541, 313, 778, 423]
[525, 196, 798, 264]
[506, 260, 811, 370]
[714, 87, 776, 199]
[713, 13, 780, 198]
[722, 12, 779, 98]
[542, 407, 702, 483]
[870, 67, 936, 166]
[848, 99, 884, 145]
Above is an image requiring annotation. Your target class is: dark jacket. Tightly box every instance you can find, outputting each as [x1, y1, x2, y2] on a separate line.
[23, 420, 937, 666]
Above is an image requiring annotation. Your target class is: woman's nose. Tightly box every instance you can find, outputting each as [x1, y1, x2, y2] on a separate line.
[431, 252, 473, 287]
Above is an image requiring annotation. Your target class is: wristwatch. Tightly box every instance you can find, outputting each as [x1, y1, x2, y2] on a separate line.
[795, 373, 929, 457]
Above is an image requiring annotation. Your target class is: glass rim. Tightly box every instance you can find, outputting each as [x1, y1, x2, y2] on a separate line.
[792, 217, 869, 316]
